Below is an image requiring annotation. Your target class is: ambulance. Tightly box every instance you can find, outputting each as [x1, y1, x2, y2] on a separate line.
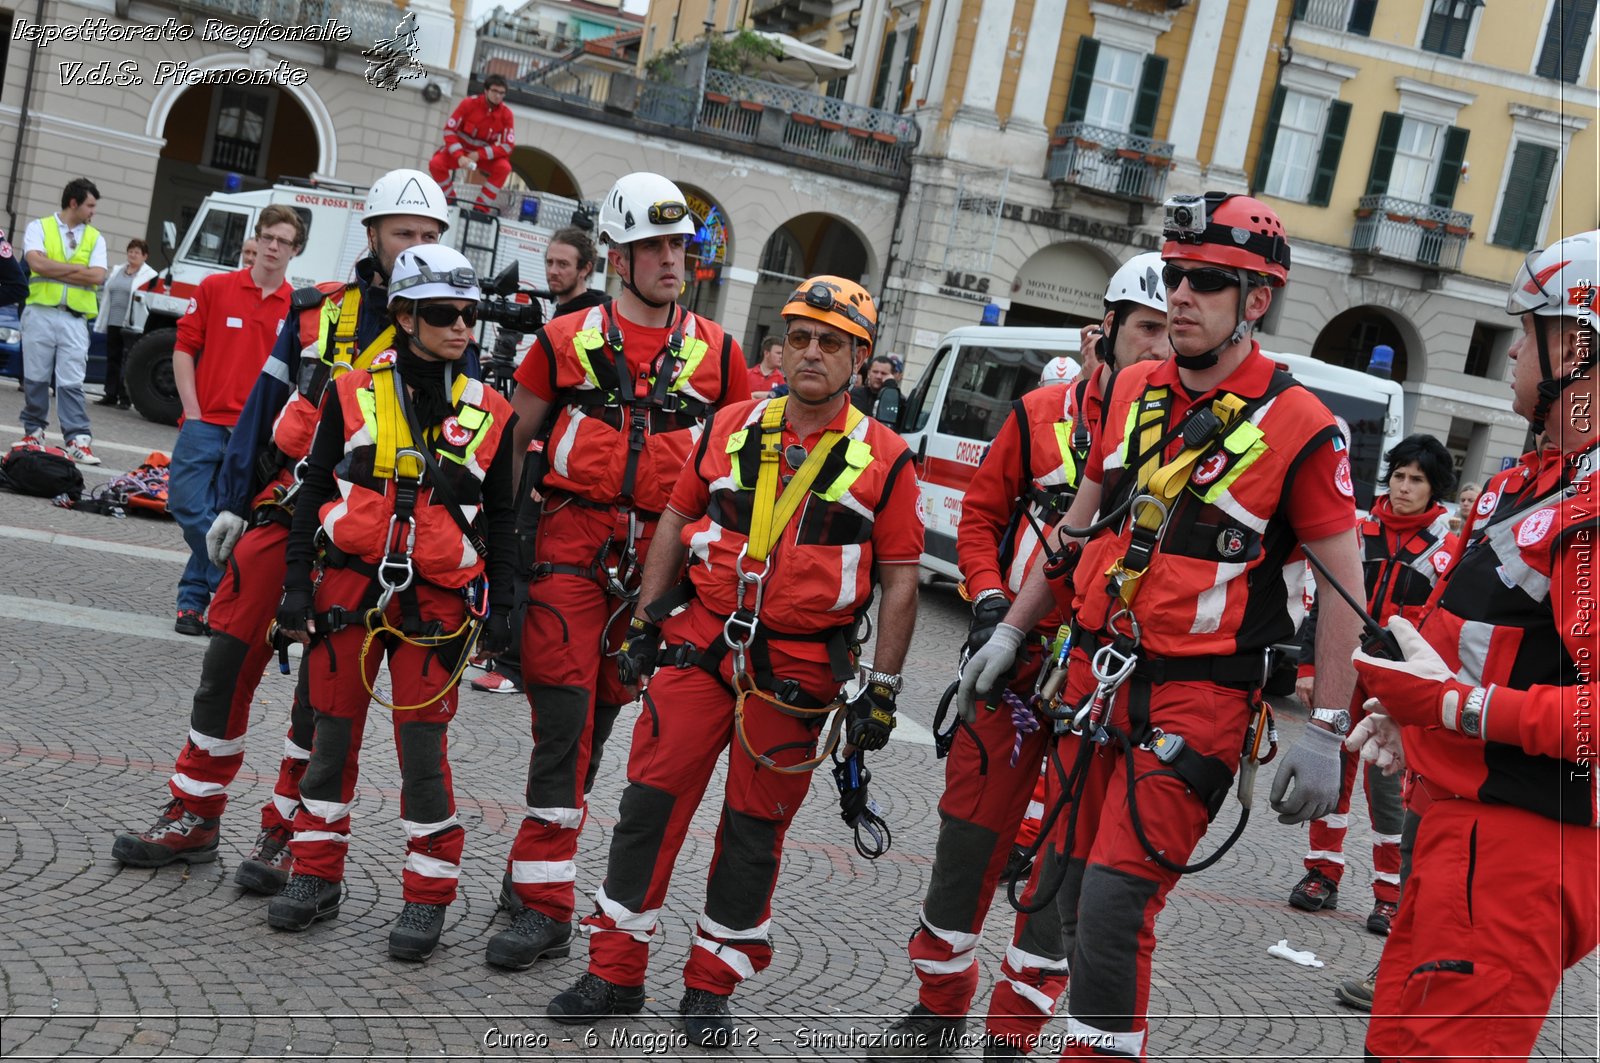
[122, 178, 594, 424]
[898, 325, 1406, 582]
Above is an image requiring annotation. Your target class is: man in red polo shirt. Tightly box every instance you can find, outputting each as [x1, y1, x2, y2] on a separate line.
[167, 204, 302, 635]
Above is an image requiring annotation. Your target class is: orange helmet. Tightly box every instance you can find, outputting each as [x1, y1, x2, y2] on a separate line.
[1161, 193, 1291, 286]
[782, 276, 877, 348]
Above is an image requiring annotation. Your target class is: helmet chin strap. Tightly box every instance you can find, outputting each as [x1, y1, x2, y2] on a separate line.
[1526, 316, 1593, 437]
[622, 244, 671, 310]
[1102, 307, 1124, 371]
[1173, 269, 1253, 372]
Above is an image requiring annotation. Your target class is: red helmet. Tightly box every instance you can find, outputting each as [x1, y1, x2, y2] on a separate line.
[1161, 193, 1291, 287]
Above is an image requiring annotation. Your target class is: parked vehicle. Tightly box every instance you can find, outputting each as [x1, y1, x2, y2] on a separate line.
[895, 325, 1405, 582]
[0, 304, 107, 386]
[123, 178, 597, 424]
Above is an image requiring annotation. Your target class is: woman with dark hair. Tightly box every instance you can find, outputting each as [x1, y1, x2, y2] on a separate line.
[1293, 433, 1455, 1005]
[94, 238, 156, 408]
[269, 244, 519, 962]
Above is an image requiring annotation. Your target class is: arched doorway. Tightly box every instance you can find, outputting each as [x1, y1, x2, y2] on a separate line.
[146, 83, 319, 257]
[510, 147, 581, 199]
[679, 184, 732, 320]
[1006, 242, 1115, 328]
[1311, 306, 1413, 383]
[749, 213, 874, 359]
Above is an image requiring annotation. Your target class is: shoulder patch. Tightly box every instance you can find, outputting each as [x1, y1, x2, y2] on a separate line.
[1476, 490, 1497, 516]
[1334, 456, 1354, 498]
[1516, 507, 1556, 548]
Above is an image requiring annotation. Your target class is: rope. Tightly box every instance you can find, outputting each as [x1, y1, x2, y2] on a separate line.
[730, 671, 845, 775]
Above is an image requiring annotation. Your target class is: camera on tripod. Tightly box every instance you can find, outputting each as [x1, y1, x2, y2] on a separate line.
[477, 262, 554, 397]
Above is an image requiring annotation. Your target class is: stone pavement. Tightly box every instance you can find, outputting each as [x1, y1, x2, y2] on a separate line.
[0, 388, 1595, 1061]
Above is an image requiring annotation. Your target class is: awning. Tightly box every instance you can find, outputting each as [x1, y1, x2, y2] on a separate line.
[746, 31, 855, 87]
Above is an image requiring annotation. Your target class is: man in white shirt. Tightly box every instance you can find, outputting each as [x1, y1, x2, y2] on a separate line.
[19, 177, 108, 464]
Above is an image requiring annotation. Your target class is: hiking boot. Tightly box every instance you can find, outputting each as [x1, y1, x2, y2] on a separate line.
[679, 987, 734, 1049]
[1289, 868, 1339, 912]
[470, 669, 522, 694]
[388, 902, 447, 962]
[1367, 899, 1399, 936]
[112, 800, 219, 867]
[175, 610, 209, 637]
[998, 844, 1034, 885]
[64, 435, 100, 465]
[234, 824, 293, 895]
[1334, 964, 1379, 1011]
[266, 873, 341, 931]
[867, 1005, 969, 1061]
[547, 972, 646, 1024]
[486, 906, 572, 969]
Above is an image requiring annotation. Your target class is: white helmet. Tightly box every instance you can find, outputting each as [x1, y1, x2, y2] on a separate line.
[1506, 230, 1598, 319]
[1104, 251, 1166, 313]
[1039, 355, 1080, 386]
[363, 168, 451, 232]
[598, 171, 697, 245]
[387, 245, 480, 306]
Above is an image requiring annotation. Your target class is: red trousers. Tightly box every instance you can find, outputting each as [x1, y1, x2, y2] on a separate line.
[1367, 797, 1599, 1063]
[990, 649, 1251, 1059]
[580, 601, 840, 994]
[427, 150, 512, 211]
[290, 566, 466, 905]
[1304, 701, 1404, 902]
[906, 654, 1051, 1020]
[167, 510, 312, 830]
[504, 499, 653, 922]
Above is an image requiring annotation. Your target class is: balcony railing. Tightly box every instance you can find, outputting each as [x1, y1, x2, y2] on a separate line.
[1351, 195, 1473, 272]
[1298, 0, 1351, 30]
[1045, 121, 1173, 204]
[511, 64, 918, 180]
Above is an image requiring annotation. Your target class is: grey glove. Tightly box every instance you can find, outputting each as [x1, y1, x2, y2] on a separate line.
[206, 511, 247, 567]
[956, 622, 1024, 724]
[1268, 724, 1344, 824]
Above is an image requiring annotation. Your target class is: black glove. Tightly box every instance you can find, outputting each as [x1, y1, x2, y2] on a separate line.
[276, 584, 315, 638]
[846, 679, 897, 752]
[478, 609, 515, 660]
[616, 616, 663, 686]
[965, 593, 1012, 655]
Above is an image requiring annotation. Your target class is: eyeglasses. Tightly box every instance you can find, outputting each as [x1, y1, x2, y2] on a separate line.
[786, 328, 848, 354]
[418, 303, 479, 328]
[648, 200, 688, 225]
[256, 234, 299, 249]
[1161, 263, 1240, 294]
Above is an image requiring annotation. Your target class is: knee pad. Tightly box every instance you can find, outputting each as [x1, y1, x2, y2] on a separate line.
[299, 712, 355, 804]
[189, 633, 252, 736]
[398, 721, 451, 824]
[705, 804, 781, 930]
[1068, 864, 1160, 1030]
[605, 782, 677, 911]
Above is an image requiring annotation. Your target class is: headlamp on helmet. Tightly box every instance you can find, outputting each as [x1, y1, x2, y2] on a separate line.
[782, 277, 877, 346]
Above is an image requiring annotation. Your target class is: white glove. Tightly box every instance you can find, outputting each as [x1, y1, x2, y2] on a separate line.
[1352, 616, 1464, 729]
[462, 156, 478, 172]
[1268, 724, 1344, 824]
[206, 511, 247, 567]
[1347, 706, 1407, 776]
[956, 623, 1024, 724]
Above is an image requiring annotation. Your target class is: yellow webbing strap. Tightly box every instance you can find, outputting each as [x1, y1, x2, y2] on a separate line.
[369, 364, 418, 480]
[1108, 392, 1250, 607]
[745, 397, 865, 564]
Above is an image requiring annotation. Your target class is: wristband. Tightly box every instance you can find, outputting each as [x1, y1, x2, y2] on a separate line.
[865, 670, 903, 693]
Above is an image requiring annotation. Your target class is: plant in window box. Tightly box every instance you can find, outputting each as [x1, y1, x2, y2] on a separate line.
[1444, 223, 1471, 237]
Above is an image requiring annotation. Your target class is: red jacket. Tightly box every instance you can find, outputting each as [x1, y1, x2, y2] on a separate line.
[958, 379, 1099, 635]
[1406, 444, 1599, 827]
[441, 95, 515, 163]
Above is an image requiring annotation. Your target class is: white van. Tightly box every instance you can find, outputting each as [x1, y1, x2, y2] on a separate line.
[897, 326, 1404, 582]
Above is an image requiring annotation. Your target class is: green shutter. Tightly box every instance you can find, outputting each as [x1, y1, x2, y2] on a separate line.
[1366, 111, 1403, 196]
[1493, 142, 1558, 250]
[1064, 37, 1098, 125]
[1130, 54, 1167, 137]
[1347, 0, 1377, 35]
[1292, 0, 1309, 17]
[1431, 125, 1470, 208]
[1537, 0, 1597, 82]
[1252, 85, 1286, 193]
[1308, 100, 1351, 207]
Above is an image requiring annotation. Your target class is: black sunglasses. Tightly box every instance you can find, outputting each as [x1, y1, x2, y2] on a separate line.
[786, 328, 848, 354]
[1162, 263, 1240, 294]
[417, 304, 479, 328]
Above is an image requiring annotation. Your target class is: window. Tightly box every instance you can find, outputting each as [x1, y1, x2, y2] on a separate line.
[1292, 0, 1376, 35]
[1420, 0, 1481, 57]
[1262, 91, 1327, 201]
[902, 346, 949, 434]
[937, 344, 1057, 441]
[209, 88, 272, 176]
[1366, 111, 1470, 208]
[1084, 44, 1140, 132]
[189, 209, 251, 268]
[1389, 118, 1442, 201]
[1492, 141, 1558, 250]
[1445, 417, 1487, 492]
[1464, 322, 1511, 379]
[1537, 0, 1597, 82]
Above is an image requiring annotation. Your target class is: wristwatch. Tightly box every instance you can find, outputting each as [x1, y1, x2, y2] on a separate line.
[1311, 707, 1352, 736]
[865, 670, 903, 693]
